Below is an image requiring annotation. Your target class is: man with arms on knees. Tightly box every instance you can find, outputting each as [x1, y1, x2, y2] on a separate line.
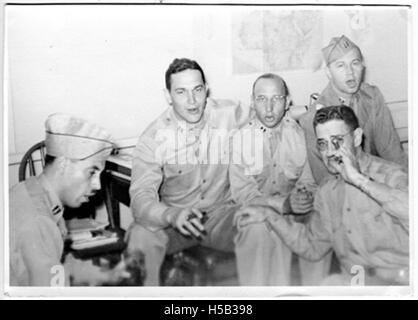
[238, 105, 408, 285]
[299, 35, 407, 185]
[230, 73, 330, 285]
[9, 113, 129, 286]
[127, 58, 252, 286]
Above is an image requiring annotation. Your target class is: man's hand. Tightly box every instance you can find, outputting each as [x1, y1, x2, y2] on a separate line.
[288, 186, 314, 214]
[234, 205, 278, 228]
[167, 207, 206, 239]
[330, 145, 364, 186]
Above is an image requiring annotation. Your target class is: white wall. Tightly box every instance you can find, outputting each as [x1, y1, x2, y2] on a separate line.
[7, 5, 409, 189]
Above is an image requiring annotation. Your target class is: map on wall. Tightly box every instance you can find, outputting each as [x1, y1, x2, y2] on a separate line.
[232, 10, 323, 74]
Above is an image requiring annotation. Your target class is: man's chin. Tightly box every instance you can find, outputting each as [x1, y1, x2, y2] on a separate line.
[186, 113, 204, 124]
[344, 84, 361, 95]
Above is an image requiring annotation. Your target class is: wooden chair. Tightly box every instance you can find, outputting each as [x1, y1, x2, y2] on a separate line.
[18, 141, 46, 182]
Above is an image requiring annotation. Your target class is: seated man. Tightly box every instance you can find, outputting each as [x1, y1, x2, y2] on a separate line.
[299, 35, 408, 185]
[9, 113, 132, 286]
[229, 73, 330, 285]
[127, 58, 251, 286]
[237, 105, 409, 285]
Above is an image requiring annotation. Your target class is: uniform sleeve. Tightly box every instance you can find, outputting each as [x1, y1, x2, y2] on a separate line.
[294, 138, 318, 194]
[129, 135, 171, 232]
[364, 166, 409, 230]
[266, 188, 333, 261]
[372, 88, 408, 169]
[19, 217, 63, 286]
[280, 119, 318, 212]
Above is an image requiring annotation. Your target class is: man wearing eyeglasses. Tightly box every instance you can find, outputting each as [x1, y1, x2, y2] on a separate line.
[299, 35, 408, 185]
[236, 105, 409, 285]
[229, 73, 330, 285]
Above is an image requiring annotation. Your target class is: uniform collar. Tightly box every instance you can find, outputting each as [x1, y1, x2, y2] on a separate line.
[38, 174, 64, 221]
[321, 82, 372, 106]
[165, 105, 211, 134]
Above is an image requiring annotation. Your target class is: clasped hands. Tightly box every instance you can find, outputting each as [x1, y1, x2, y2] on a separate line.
[235, 187, 314, 228]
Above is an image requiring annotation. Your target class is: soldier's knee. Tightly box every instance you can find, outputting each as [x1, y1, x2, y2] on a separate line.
[235, 222, 270, 245]
[126, 223, 168, 253]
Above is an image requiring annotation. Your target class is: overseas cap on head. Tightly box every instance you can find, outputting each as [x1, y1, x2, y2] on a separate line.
[322, 35, 361, 65]
[45, 113, 115, 160]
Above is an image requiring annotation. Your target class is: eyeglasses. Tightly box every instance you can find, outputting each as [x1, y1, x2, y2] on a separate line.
[255, 95, 286, 104]
[316, 131, 352, 152]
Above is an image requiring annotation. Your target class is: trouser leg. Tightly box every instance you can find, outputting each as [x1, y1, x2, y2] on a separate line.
[125, 224, 168, 286]
[234, 221, 292, 286]
[126, 223, 198, 286]
[202, 204, 238, 252]
[299, 251, 333, 286]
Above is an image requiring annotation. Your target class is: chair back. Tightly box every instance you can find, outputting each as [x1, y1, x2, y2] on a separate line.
[18, 141, 46, 182]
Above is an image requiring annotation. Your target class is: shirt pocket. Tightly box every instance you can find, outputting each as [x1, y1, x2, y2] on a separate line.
[162, 163, 197, 191]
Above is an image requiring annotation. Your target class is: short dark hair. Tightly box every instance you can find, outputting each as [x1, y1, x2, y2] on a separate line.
[252, 73, 289, 97]
[313, 105, 359, 131]
[44, 154, 56, 167]
[165, 58, 206, 90]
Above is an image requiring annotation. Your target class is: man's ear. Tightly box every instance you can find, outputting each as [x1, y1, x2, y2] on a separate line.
[285, 95, 292, 111]
[205, 83, 210, 98]
[249, 94, 255, 109]
[164, 88, 173, 105]
[353, 127, 363, 148]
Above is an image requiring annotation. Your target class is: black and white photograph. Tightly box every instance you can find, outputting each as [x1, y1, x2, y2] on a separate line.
[1, 0, 416, 299]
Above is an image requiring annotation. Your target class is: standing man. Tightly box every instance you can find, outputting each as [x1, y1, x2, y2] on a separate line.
[230, 73, 330, 285]
[299, 35, 407, 184]
[127, 58, 252, 286]
[9, 113, 128, 286]
[237, 105, 409, 285]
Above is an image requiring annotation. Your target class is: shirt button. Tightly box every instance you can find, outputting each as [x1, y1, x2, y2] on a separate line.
[347, 208, 351, 212]
[201, 196, 205, 200]
[178, 170, 182, 174]
[347, 230, 352, 234]
[273, 164, 277, 167]
[272, 181, 276, 184]
[202, 179, 206, 183]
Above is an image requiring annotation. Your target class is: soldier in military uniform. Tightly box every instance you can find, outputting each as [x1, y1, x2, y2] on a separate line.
[299, 35, 408, 185]
[127, 58, 254, 286]
[229, 73, 330, 285]
[9, 113, 127, 286]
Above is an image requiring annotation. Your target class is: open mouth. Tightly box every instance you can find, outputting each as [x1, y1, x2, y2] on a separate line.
[346, 79, 357, 88]
[187, 107, 200, 114]
[82, 194, 95, 202]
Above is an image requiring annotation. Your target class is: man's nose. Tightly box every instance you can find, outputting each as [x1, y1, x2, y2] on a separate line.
[91, 175, 101, 191]
[324, 141, 338, 156]
[266, 99, 274, 112]
[187, 91, 196, 105]
[346, 64, 354, 76]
